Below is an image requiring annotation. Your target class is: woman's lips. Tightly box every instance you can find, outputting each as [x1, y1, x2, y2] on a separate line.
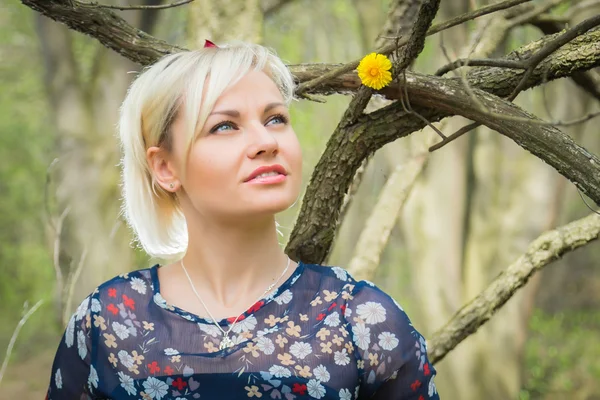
[246, 173, 287, 184]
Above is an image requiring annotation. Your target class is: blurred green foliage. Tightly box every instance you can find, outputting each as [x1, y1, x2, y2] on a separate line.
[520, 309, 600, 399]
[0, 2, 58, 357]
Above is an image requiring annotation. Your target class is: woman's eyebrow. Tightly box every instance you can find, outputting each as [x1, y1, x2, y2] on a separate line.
[209, 102, 285, 117]
[263, 102, 285, 113]
[209, 109, 240, 117]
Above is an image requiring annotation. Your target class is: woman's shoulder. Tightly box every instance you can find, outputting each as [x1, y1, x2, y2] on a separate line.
[302, 262, 393, 295]
[82, 264, 157, 307]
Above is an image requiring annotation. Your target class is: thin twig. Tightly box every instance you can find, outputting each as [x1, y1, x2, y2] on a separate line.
[430, 14, 600, 152]
[0, 300, 44, 387]
[507, 0, 566, 28]
[508, 14, 600, 100]
[53, 205, 71, 303]
[436, 58, 525, 76]
[88, 0, 194, 10]
[295, 0, 532, 95]
[63, 246, 88, 327]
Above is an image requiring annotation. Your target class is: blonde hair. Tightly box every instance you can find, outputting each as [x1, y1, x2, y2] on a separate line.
[117, 42, 296, 262]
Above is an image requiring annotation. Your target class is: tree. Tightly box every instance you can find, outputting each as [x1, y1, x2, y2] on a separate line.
[17, 0, 600, 398]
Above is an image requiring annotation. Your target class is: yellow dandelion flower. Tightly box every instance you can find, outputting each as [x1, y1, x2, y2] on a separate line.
[357, 53, 392, 90]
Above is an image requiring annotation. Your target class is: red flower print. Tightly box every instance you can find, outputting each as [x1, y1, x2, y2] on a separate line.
[419, 396, 425, 400]
[316, 313, 326, 321]
[107, 304, 118, 315]
[410, 380, 422, 391]
[228, 314, 245, 324]
[108, 288, 117, 298]
[340, 304, 347, 314]
[172, 377, 187, 390]
[292, 383, 307, 395]
[424, 363, 431, 376]
[248, 301, 264, 313]
[148, 361, 160, 374]
[328, 302, 337, 312]
[164, 366, 174, 375]
[123, 294, 135, 310]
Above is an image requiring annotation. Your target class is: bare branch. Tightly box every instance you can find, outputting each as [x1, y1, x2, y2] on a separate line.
[508, 14, 600, 100]
[347, 152, 429, 281]
[436, 58, 524, 76]
[0, 300, 45, 386]
[88, 0, 193, 10]
[428, 214, 600, 364]
[286, 27, 600, 263]
[295, 0, 531, 95]
[21, 0, 184, 66]
[63, 245, 88, 326]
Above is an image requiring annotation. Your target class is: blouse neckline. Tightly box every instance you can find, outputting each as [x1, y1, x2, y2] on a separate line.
[149, 260, 306, 326]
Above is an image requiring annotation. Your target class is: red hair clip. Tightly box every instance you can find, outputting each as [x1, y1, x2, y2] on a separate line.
[204, 40, 218, 48]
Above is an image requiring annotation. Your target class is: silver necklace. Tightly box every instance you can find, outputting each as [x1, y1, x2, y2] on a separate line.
[180, 256, 291, 350]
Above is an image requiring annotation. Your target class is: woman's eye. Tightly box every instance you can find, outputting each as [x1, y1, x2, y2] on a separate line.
[210, 121, 237, 134]
[266, 114, 288, 126]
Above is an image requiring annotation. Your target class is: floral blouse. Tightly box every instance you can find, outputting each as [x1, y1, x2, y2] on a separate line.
[47, 261, 439, 399]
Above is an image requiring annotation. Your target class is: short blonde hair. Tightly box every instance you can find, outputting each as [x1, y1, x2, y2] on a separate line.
[117, 42, 296, 262]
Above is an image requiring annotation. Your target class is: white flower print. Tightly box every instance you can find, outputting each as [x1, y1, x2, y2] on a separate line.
[130, 277, 147, 294]
[355, 385, 360, 399]
[65, 315, 75, 348]
[339, 388, 352, 400]
[55, 368, 62, 389]
[91, 298, 101, 313]
[289, 341, 312, 360]
[75, 298, 88, 321]
[307, 379, 326, 399]
[290, 273, 301, 285]
[429, 376, 437, 397]
[143, 376, 169, 400]
[88, 365, 98, 388]
[230, 334, 247, 346]
[378, 332, 399, 351]
[256, 326, 279, 337]
[274, 289, 293, 305]
[344, 307, 352, 319]
[334, 349, 350, 366]
[269, 365, 291, 378]
[232, 315, 257, 333]
[118, 350, 134, 368]
[153, 293, 173, 311]
[256, 336, 275, 355]
[112, 321, 130, 340]
[77, 330, 87, 360]
[164, 348, 180, 356]
[313, 365, 330, 383]
[199, 323, 221, 337]
[324, 312, 341, 327]
[331, 266, 348, 281]
[356, 302, 386, 325]
[352, 323, 371, 351]
[364, 280, 376, 287]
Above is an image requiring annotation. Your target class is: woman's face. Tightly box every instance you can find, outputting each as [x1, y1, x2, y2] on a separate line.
[171, 70, 303, 221]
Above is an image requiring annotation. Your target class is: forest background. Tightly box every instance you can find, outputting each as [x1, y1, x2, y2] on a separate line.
[1, 0, 599, 399]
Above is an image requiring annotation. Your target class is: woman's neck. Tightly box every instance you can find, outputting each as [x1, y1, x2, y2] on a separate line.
[180, 215, 290, 308]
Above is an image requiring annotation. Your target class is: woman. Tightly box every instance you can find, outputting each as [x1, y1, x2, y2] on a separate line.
[47, 41, 439, 400]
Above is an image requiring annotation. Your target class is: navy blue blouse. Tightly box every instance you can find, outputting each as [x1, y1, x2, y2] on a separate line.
[47, 262, 439, 399]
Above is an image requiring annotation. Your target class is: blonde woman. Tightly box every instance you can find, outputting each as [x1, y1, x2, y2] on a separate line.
[47, 42, 439, 400]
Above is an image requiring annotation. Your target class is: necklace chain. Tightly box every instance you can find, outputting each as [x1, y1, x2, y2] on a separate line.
[180, 256, 291, 350]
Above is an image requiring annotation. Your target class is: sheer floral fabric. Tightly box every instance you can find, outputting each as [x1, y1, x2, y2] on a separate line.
[47, 262, 439, 399]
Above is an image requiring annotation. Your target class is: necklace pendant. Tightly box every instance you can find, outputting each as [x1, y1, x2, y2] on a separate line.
[219, 336, 234, 350]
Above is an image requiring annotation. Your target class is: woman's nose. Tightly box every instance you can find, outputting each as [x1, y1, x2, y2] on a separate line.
[246, 123, 279, 158]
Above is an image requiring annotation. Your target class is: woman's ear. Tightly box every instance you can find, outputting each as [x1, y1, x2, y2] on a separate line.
[147, 146, 180, 192]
